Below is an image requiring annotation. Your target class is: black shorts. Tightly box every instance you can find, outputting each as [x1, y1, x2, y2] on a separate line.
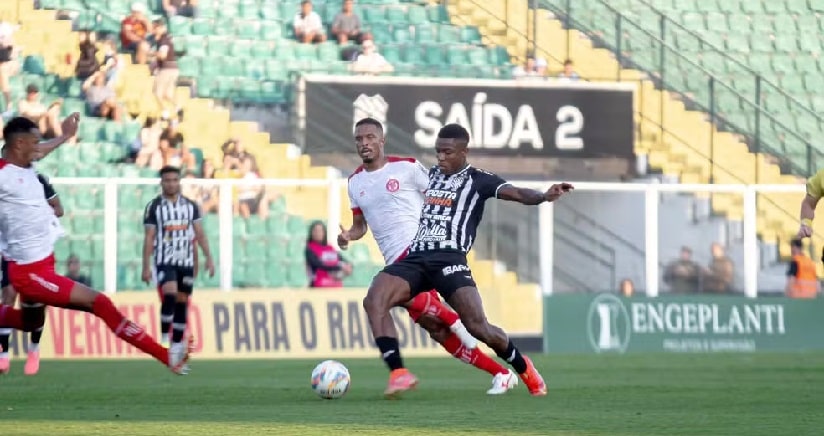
[156, 265, 195, 295]
[0, 257, 8, 288]
[381, 250, 476, 300]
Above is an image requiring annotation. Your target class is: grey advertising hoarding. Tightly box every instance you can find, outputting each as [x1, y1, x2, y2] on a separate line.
[297, 74, 635, 159]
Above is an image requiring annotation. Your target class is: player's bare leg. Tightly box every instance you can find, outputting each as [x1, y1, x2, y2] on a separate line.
[20, 300, 45, 375]
[416, 313, 517, 395]
[363, 272, 419, 398]
[447, 286, 547, 396]
[0, 284, 15, 374]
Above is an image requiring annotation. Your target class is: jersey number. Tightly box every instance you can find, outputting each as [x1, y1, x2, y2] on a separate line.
[555, 105, 584, 150]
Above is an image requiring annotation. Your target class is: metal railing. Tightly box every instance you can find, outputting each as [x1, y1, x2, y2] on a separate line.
[540, 0, 823, 178]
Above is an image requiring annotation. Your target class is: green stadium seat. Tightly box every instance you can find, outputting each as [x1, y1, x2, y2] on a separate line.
[286, 262, 308, 288]
[169, 15, 192, 35]
[266, 266, 286, 288]
[236, 20, 262, 39]
[407, 6, 428, 25]
[191, 18, 214, 35]
[426, 5, 449, 24]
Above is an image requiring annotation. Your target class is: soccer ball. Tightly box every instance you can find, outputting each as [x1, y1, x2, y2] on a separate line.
[311, 360, 351, 399]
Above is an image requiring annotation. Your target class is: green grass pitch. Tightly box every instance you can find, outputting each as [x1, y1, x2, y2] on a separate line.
[1, 353, 822, 435]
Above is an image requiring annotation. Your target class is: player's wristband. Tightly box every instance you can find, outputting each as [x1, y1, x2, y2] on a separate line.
[802, 218, 813, 228]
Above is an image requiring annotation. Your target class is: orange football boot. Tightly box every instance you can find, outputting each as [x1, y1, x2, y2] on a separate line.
[519, 356, 547, 396]
[384, 368, 419, 399]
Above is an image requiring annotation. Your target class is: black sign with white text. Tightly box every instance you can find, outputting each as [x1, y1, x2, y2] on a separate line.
[300, 75, 634, 158]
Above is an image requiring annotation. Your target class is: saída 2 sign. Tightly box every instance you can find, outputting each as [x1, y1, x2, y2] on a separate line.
[300, 75, 634, 158]
[545, 294, 822, 354]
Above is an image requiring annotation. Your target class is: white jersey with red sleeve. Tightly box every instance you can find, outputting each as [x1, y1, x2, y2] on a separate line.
[348, 156, 429, 264]
[0, 159, 57, 264]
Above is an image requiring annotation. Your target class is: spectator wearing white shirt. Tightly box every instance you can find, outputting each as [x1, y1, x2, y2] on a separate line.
[293, 0, 326, 44]
[350, 39, 394, 75]
[0, 20, 17, 112]
[558, 59, 580, 82]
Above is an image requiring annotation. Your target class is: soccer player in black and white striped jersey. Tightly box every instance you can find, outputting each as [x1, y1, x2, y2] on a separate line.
[366, 124, 574, 398]
[142, 166, 214, 372]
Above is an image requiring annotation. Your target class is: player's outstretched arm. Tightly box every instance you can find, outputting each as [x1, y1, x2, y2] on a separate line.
[497, 183, 574, 205]
[36, 113, 80, 158]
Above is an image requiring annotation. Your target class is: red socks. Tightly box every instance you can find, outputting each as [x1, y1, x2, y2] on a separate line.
[407, 291, 460, 326]
[92, 294, 169, 366]
[0, 305, 24, 330]
[441, 333, 508, 376]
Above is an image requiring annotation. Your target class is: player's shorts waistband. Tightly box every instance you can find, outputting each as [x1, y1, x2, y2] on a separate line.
[7, 253, 55, 267]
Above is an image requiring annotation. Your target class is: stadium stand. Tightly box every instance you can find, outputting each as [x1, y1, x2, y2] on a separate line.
[446, 0, 824, 273]
[0, 0, 540, 312]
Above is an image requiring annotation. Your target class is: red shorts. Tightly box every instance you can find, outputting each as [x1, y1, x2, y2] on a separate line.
[394, 248, 440, 322]
[8, 254, 77, 307]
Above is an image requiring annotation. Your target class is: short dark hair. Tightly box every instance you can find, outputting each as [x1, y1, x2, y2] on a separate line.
[159, 166, 181, 177]
[301, 0, 311, 5]
[437, 123, 470, 143]
[2, 117, 39, 145]
[355, 117, 384, 132]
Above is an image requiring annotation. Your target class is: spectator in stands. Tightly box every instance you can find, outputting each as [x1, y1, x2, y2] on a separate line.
[331, 0, 367, 45]
[121, 3, 152, 65]
[135, 116, 164, 169]
[785, 239, 820, 299]
[150, 19, 180, 112]
[663, 246, 701, 293]
[65, 254, 91, 287]
[181, 170, 219, 215]
[0, 19, 17, 113]
[558, 59, 580, 82]
[100, 38, 122, 85]
[192, 159, 219, 213]
[235, 157, 270, 219]
[18, 84, 64, 140]
[219, 139, 241, 172]
[82, 71, 124, 121]
[305, 221, 352, 288]
[75, 31, 100, 81]
[350, 39, 394, 75]
[619, 278, 635, 297]
[293, 0, 326, 44]
[234, 140, 258, 172]
[162, 0, 198, 18]
[534, 58, 548, 77]
[517, 57, 549, 81]
[159, 118, 196, 171]
[703, 243, 734, 293]
[512, 55, 536, 79]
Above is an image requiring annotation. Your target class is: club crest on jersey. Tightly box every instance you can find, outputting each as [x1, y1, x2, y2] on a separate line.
[386, 178, 399, 192]
[448, 174, 466, 190]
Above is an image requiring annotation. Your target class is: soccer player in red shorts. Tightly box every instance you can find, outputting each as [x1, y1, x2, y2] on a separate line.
[0, 115, 191, 374]
[339, 118, 517, 396]
[0, 170, 63, 375]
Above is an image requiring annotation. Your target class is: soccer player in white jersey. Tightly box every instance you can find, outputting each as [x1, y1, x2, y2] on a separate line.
[338, 118, 518, 396]
[0, 168, 63, 375]
[0, 116, 191, 374]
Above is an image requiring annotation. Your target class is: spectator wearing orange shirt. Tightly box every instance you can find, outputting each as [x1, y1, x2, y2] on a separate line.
[120, 3, 151, 64]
